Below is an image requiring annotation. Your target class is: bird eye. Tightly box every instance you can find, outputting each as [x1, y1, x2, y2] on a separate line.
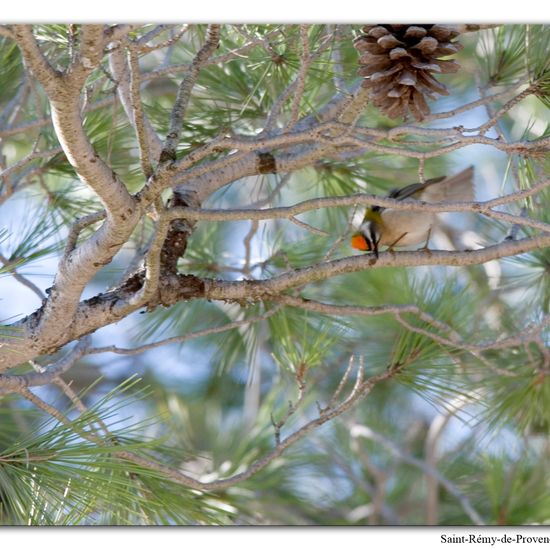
[351, 234, 370, 251]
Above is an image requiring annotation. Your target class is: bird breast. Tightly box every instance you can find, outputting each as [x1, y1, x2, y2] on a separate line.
[373, 210, 437, 247]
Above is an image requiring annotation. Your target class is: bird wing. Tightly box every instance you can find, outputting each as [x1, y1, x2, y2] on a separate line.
[388, 176, 446, 202]
[370, 176, 445, 216]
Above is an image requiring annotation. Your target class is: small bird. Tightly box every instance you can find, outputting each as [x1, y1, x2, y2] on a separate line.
[350, 166, 475, 257]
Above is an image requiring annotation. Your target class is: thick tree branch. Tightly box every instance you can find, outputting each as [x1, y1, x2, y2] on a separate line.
[67, 25, 105, 81]
[11, 24, 141, 353]
[1, 234, 547, 373]
[13, 25, 135, 217]
[10, 25, 59, 93]
[165, 127, 549, 205]
[128, 211, 171, 306]
[205, 236, 550, 301]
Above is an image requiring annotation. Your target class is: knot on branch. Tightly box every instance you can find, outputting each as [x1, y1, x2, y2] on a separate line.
[160, 189, 200, 274]
[159, 146, 177, 164]
[257, 151, 277, 174]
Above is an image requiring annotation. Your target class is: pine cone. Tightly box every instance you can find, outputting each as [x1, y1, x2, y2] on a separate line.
[354, 24, 463, 121]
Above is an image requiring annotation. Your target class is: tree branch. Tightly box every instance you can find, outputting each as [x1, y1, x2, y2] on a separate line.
[127, 47, 154, 178]
[0, 337, 90, 394]
[0, 147, 64, 183]
[11, 24, 142, 354]
[160, 24, 221, 163]
[10, 25, 59, 92]
[136, 25, 189, 54]
[2, 233, 546, 374]
[205, 235, 550, 302]
[12, 25, 135, 217]
[11, 342, 408, 494]
[85, 305, 283, 357]
[119, 358, 404, 491]
[288, 25, 311, 129]
[108, 44, 163, 162]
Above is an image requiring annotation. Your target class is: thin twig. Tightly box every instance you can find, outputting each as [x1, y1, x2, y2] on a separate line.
[64, 211, 107, 255]
[0, 29, 282, 141]
[127, 46, 153, 178]
[161, 24, 221, 163]
[135, 25, 172, 46]
[329, 25, 347, 93]
[0, 337, 90, 394]
[105, 24, 142, 43]
[0, 78, 29, 129]
[136, 25, 189, 54]
[424, 84, 524, 122]
[242, 220, 259, 277]
[288, 25, 311, 129]
[165, 177, 550, 224]
[245, 173, 293, 209]
[85, 305, 283, 357]
[289, 216, 329, 237]
[53, 378, 106, 435]
[264, 29, 333, 132]
[425, 396, 471, 525]
[275, 295, 547, 376]
[351, 424, 484, 525]
[16, 331, 410, 493]
[0, 252, 45, 301]
[0, 147, 63, 182]
[474, 84, 537, 136]
[233, 25, 282, 61]
[457, 24, 502, 33]
[271, 372, 307, 445]
[327, 355, 355, 410]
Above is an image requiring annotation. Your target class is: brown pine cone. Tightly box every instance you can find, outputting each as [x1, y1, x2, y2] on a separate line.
[354, 24, 463, 121]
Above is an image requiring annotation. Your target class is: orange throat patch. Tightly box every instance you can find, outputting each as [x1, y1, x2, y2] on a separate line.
[351, 234, 369, 251]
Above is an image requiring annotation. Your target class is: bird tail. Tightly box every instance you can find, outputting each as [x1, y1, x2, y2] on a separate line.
[422, 166, 475, 202]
